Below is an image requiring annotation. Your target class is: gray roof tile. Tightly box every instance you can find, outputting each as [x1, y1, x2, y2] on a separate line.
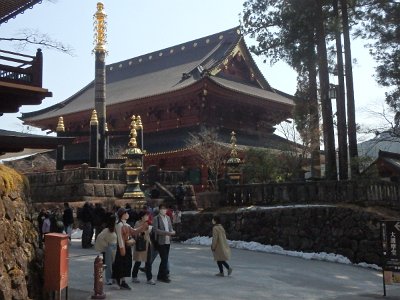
[22, 27, 293, 122]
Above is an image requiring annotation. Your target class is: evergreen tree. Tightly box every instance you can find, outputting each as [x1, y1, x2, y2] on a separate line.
[356, 0, 400, 111]
[241, 0, 337, 179]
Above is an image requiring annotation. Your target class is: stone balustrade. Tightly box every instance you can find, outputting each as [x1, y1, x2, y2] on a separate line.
[223, 180, 400, 208]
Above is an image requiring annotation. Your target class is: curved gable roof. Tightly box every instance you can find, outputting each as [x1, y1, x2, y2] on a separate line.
[22, 27, 293, 123]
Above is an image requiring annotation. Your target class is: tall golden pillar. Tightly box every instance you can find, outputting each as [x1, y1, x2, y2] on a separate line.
[93, 2, 108, 167]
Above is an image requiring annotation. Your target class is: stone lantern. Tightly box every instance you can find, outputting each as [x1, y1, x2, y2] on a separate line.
[226, 131, 242, 184]
[122, 115, 145, 203]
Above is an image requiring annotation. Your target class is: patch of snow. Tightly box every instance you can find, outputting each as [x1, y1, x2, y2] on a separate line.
[182, 236, 380, 271]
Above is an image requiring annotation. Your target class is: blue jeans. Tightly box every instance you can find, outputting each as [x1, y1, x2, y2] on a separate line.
[103, 244, 116, 282]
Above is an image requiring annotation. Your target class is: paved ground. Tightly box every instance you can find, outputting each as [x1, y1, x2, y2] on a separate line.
[63, 239, 400, 300]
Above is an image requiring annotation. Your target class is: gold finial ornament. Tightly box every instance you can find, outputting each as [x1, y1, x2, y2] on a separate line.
[93, 2, 107, 53]
[56, 116, 65, 132]
[127, 115, 142, 153]
[90, 110, 99, 125]
[136, 115, 143, 129]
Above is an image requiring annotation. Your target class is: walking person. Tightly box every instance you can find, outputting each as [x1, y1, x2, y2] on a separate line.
[153, 204, 175, 283]
[131, 211, 156, 285]
[63, 202, 74, 241]
[112, 207, 148, 290]
[211, 215, 233, 277]
[95, 213, 117, 285]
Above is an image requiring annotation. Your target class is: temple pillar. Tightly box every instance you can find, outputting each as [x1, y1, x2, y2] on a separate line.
[93, 2, 107, 167]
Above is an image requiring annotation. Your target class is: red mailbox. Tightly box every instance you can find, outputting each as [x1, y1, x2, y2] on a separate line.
[44, 233, 69, 299]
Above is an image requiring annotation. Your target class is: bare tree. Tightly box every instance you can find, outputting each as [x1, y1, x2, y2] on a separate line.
[276, 121, 311, 180]
[1, 28, 74, 55]
[359, 104, 399, 139]
[185, 127, 229, 191]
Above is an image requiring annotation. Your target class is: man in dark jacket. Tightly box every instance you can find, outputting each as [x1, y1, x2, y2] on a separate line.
[79, 202, 94, 248]
[63, 202, 74, 241]
[92, 203, 106, 241]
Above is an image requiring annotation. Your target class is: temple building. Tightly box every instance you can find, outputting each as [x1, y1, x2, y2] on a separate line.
[21, 27, 295, 188]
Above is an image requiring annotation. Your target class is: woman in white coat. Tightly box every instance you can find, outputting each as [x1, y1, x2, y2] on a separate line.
[211, 215, 233, 277]
[95, 214, 117, 285]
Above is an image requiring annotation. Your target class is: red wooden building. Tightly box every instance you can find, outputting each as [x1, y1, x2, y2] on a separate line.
[21, 27, 295, 188]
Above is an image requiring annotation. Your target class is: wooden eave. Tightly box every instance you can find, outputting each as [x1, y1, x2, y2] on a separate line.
[0, 134, 74, 155]
[0, 0, 43, 24]
[0, 81, 51, 115]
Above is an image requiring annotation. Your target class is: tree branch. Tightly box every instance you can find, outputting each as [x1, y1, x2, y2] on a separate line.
[1, 29, 74, 55]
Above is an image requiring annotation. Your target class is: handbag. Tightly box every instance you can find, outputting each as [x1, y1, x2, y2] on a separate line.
[135, 233, 146, 251]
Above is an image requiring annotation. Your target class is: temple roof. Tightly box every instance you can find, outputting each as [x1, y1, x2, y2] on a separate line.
[0, 0, 42, 24]
[22, 27, 294, 123]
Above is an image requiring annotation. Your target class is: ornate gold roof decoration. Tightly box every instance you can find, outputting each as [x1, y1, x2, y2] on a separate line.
[93, 2, 107, 53]
[56, 116, 65, 132]
[90, 110, 99, 125]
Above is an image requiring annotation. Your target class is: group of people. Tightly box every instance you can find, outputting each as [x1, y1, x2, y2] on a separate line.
[37, 200, 233, 290]
[37, 202, 74, 245]
[95, 203, 176, 289]
[95, 205, 233, 290]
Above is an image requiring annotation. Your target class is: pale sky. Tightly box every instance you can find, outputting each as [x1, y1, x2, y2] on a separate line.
[0, 0, 388, 138]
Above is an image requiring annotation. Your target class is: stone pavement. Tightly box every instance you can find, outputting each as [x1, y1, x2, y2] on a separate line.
[64, 239, 400, 300]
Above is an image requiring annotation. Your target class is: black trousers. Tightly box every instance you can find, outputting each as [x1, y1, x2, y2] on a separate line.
[132, 247, 153, 281]
[217, 261, 230, 273]
[157, 244, 170, 279]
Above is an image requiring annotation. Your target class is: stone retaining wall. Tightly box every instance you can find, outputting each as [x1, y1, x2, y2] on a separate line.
[0, 165, 42, 300]
[180, 206, 384, 266]
[30, 182, 126, 204]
